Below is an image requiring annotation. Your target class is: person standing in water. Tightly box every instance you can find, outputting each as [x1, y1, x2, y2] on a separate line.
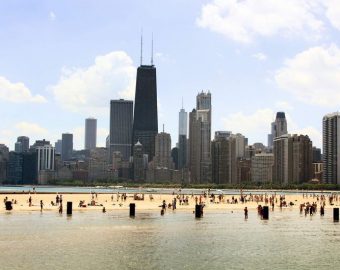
[40, 200, 44, 212]
[244, 207, 248, 219]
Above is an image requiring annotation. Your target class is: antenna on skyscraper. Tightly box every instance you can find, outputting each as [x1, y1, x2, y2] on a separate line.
[151, 32, 154, 66]
[181, 97, 184, 109]
[163, 124, 164, 133]
[140, 29, 143, 66]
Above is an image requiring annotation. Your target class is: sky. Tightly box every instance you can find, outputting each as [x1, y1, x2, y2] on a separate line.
[1, 0, 340, 150]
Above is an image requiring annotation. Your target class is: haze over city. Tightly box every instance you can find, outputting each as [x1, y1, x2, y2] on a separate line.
[2, 0, 340, 149]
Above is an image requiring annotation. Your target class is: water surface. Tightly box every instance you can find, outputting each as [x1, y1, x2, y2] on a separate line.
[0, 209, 339, 269]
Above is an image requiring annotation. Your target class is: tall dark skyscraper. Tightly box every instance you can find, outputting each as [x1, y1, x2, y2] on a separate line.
[323, 112, 340, 184]
[132, 64, 158, 161]
[61, 133, 73, 161]
[110, 99, 133, 161]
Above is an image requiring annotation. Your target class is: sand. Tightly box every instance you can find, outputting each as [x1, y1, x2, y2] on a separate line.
[1, 191, 340, 213]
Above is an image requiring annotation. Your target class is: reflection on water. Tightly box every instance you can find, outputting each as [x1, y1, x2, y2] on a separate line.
[1, 209, 340, 270]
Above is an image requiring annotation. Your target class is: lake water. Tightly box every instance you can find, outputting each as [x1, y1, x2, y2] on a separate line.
[0, 209, 339, 269]
[0, 185, 337, 196]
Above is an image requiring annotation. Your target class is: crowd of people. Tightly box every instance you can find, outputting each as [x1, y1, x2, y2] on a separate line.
[2, 190, 340, 220]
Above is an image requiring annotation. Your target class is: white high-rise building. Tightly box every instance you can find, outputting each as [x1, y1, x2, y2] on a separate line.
[323, 112, 340, 184]
[179, 108, 187, 136]
[36, 144, 55, 171]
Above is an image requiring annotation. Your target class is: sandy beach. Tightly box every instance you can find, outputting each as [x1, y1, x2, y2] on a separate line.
[2, 191, 340, 213]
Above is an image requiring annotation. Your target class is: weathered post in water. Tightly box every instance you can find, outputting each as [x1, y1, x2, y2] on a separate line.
[195, 204, 203, 218]
[5, 201, 12, 211]
[67, 202, 72, 215]
[262, 206, 269, 220]
[130, 203, 135, 217]
[333, 208, 339, 222]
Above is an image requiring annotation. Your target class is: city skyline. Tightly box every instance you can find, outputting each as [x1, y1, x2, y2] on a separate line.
[1, 1, 340, 149]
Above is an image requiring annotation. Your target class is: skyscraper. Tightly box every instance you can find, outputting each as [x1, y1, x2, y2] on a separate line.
[7, 151, 38, 185]
[290, 134, 313, 184]
[35, 142, 55, 184]
[211, 135, 237, 185]
[275, 112, 288, 137]
[323, 112, 340, 184]
[233, 133, 247, 158]
[14, 142, 23, 153]
[61, 133, 73, 161]
[215, 131, 231, 140]
[273, 134, 290, 185]
[251, 153, 274, 183]
[273, 134, 312, 185]
[153, 131, 173, 169]
[85, 118, 97, 150]
[110, 99, 133, 161]
[196, 91, 211, 111]
[55, 140, 62, 155]
[268, 112, 288, 148]
[132, 57, 158, 162]
[133, 141, 145, 181]
[17, 136, 29, 152]
[0, 144, 9, 183]
[178, 107, 187, 169]
[189, 91, 212, 183]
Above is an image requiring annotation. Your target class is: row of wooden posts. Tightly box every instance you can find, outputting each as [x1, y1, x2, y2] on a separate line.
[65, 202, 340, 221]
[6, 201, 338, 221]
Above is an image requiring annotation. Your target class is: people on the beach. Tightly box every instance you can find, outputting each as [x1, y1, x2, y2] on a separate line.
[244, 207, 248, 219]
[40, 200, 44, 211]
[320, 205, 325, 216]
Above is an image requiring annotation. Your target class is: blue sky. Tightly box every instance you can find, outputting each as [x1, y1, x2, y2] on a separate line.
[1, 0, 340, 150]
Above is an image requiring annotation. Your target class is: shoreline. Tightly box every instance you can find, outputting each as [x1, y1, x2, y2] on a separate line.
[2, 192, 340, 213]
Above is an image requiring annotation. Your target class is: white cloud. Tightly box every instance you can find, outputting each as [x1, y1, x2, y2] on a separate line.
[222, 108, 274, 143]
[197, 0, 323, 43]
[252, 52, 267, 61]
[221, 109, 322, 147]
[275, 101, 293, 111]
[275, 44, 340, 107]
[0, 76, 47, 103]
[324, 0, 340, 30]
[49, 11, 56, 21]
[51, 51, 136, 115]
[15, 122, 49, 136]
